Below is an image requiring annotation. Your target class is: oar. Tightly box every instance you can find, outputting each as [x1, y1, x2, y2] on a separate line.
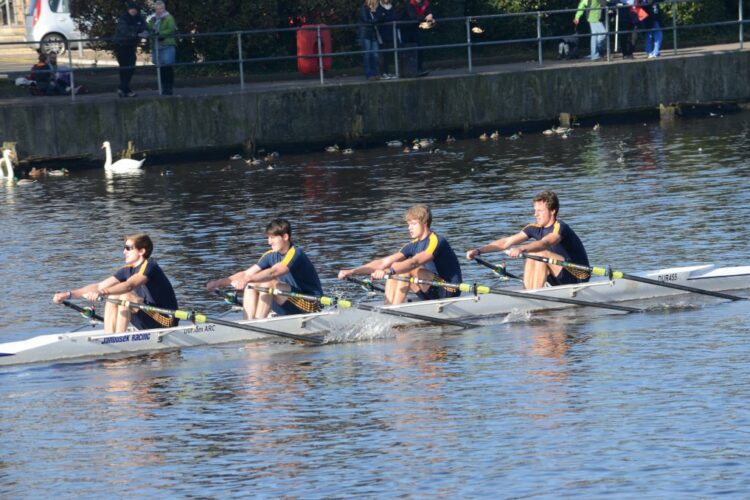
[518, 252, 747, 302]
[249, 285, 478, 329]
[247, 285, 352, 308]
[62, 299, 104, 322]
[354, 302, 480, 329]
[213, 288, 243, 305]
[345, 276, 386, 293]
[473, 256, 523, 282]
[104, 297, 324, 344]
[386, 275, 642, 313]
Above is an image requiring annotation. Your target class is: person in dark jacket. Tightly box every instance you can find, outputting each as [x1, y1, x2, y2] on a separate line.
[376, 0, 398, 78]
[113, 1, 148, 97]
[400, 0, 433, 76]
[618, 0, 636, 59]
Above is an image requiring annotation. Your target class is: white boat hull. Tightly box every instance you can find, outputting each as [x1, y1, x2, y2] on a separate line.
[1, 264, 748, 367]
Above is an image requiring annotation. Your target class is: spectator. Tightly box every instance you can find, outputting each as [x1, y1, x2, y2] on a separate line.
[401, 0, 433, 77]
[47, 52, 69, 87]
[148, 0, 178, 95]
[47, 51, 81, 94]
[359, 0, 381, 81]
[574, 0, 606, 61]
[377, 0, 398, 79]
[618, 0, 636, 59]
[114, 1, 148, 97]
[28, 52, 63, 95]
[644, 0, 663, 58]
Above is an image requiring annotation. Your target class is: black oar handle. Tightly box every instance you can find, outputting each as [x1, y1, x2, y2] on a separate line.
[62, 300, 104, 322]
[474, 256, 522, 281]
[213, 288, 243, 305]
[345, 276, 386, 293]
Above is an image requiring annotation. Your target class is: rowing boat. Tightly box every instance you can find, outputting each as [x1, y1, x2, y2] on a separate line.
[1, 263, 747, 367]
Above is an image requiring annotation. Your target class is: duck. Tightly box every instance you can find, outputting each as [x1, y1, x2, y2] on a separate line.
[264, 152, 280, 162]
[508, 132, 520, 140]
[1, 149, 15, 178]
[445, 135, 456, 143]
[48, 168, 69, 177]
[341, 148, 354, 155]
[102, 141, 145, 172]
[28, 167, 48, 178]
[246, 158, 264, 166]
[479, 133, 489, 141]
[160, 169, 174, 176]
[229, 154, 243, 161]
[386, 140, 403, 148]
[402, 146, 412, 153]
[542, 129, 555, 136]
[418, 138, 434, 149]
[325, 144, 340, 153]
[490, 130, 500, 140]
[593, 123, 601, 131]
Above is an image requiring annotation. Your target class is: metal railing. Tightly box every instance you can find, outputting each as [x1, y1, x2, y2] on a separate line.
[1, 0, 747, 103]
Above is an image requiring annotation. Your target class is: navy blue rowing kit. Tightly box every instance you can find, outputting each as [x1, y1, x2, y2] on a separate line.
[114, 258, 179, 329]
[522, 219, 590, 284]
[257, 244, 323, 315]
[399, 232, 463, 300]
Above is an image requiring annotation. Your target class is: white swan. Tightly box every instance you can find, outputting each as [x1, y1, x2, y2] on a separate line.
[0, 149, 35, 185]
[0, 149, 14, 178]
[102, 141, 145, 172]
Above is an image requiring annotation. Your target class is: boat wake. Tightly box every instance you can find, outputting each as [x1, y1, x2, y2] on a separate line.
[323, 312, 396, 343]
[501, 309, 533, 323]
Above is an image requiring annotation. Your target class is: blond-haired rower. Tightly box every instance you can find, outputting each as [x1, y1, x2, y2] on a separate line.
[338, 204, 462, 304]
[52, 234, 178, 333]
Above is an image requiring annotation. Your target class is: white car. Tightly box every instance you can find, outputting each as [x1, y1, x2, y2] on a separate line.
[25, 0, 82, 54]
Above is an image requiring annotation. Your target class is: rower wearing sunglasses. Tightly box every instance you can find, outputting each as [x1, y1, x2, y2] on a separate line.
[52, 233, 178, 333]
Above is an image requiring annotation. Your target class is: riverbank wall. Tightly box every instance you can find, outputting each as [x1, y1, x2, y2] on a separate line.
[1, 47, 749, 163]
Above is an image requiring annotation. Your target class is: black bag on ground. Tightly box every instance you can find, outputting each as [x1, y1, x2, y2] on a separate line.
[558, 33, 580, 59]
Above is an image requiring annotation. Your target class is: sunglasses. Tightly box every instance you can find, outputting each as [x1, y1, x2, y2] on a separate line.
[124, 245, 135, 251]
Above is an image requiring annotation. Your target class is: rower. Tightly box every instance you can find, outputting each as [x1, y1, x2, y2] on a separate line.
[52, 233, 179, 333]
[206, 218, 323, 319]
[466, 190, 590, 289]
[338, 204, 463, 305]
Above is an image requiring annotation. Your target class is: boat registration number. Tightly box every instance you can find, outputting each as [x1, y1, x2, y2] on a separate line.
[657, 273, 678, 282]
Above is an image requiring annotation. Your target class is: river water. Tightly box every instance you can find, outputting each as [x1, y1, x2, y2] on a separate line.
[2, 113, 750, 497]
